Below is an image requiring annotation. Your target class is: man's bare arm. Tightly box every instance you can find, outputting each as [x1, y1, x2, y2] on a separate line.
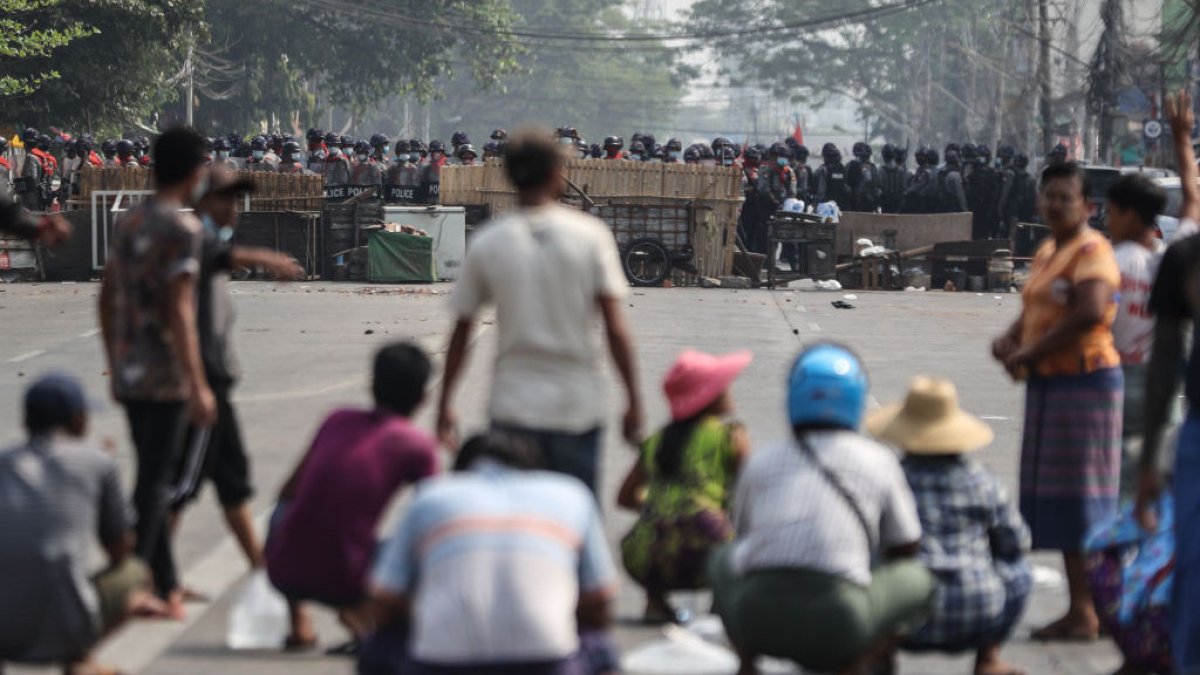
[1168, 90, 1200, 225]
[436, 319, 474, 448]
[599, 296, 643, 445]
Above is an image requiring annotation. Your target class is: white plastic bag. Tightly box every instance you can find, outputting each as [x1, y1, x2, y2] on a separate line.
[623, 625, 740, 675]
[226, 571, 289, 650]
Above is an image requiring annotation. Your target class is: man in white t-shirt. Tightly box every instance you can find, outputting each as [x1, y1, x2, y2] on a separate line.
[1106, 174, 1169, 496]
[437, 129, 644, 493]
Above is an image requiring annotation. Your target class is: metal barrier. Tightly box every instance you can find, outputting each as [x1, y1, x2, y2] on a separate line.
[90, 189, 153, 270]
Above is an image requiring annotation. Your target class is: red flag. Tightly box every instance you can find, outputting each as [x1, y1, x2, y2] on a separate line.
[792, 123, 804, 145]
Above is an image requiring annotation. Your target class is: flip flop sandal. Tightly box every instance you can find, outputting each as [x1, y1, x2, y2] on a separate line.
[1032, 621, 1099, 642]
[284, 635, 318, 652]
[324, 640, 361, 657]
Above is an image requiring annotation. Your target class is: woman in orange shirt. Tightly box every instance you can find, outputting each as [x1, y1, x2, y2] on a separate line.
[992, 162, 1123, 643]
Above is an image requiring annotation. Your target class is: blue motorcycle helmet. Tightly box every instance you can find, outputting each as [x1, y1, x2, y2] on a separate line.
[787, 343, 869, 430]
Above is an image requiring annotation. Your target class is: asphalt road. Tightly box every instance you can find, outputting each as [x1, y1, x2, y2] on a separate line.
[0, 282, 1120, 674]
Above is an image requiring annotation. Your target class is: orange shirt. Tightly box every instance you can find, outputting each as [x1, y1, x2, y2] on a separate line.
[1020, 227, 1121, 377]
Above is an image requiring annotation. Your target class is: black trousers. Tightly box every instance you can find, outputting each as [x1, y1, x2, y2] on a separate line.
[125, 400, 189, 598]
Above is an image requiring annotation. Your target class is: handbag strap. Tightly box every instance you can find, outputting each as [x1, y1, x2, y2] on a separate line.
[796, 433, 875, 550]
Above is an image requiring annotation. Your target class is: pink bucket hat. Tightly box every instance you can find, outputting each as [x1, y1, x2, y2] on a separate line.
[663, 350, 754, 422]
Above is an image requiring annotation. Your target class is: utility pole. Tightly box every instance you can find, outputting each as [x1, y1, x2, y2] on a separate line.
[1037, 0, 1054, 155]
[185, 44, 194, 127]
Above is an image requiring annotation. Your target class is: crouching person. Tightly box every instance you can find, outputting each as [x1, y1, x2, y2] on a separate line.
[617, 349, 752, 624]
[0, 374, 170, 675]
[364, 432, 620, 675]
[265, 343, 439, 653]
[868, 377, 1032, 675]
[709, 345, 935, 675]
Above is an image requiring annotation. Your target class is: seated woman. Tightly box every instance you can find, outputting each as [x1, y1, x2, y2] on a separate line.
[709, 344, 935, 675]
[617, 350, 752, 623]
[868, 377, 1032, 675]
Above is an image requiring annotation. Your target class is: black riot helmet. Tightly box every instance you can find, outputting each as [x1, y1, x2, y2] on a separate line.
[603, 136, 623, 151]
[457, 143, 477, 161]
[926, 148, 940, 166]
[213, 137, 232, 152]
[491, 129, 508, 141]
[711, 136, 732, 154]
[743, 146, 762, 163]
[852, 141, 871, 161]
[976, 144, 992, 165]
[683, 145, 702, 163]
[629, 140, 647, 159]
[666, 137, 683, 152]
[250, 135, 268, 151]
[720, 145, 738, 165]
[429, 139, 445, 155]
[944, 147, 962, 165]
[353, 140, 371, 156]
[821, 143, 841, 163]
[116, 139, 135, 156]
[769, 142, 792, 160]
[370, 133, 391, 150]
[282, 141, 301, 160]
[641, 134, 656, 153]
[451, 131, 469, 147]
[944, 142, 961, 159]
[21, 127, 38, 145]
[961, 143, 979, 165]
[997, 145, 1016, 162]
[1014, 153, 1030, 170]
[0, 136, 7, 152]
[881, 143, 897, 162]
[394, 139, 412, 156]
[589, 143, 602, 159]
[795, 144, 810, 162]
[306, 128, 324, 145]
[895, 147, 908, 167]
[101, 140, 117, 157]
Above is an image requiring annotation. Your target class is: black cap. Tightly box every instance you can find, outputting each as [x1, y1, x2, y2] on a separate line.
[25, 372, 92, 433]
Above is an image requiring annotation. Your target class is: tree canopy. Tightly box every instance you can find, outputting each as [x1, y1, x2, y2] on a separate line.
[0, 0, 93, 97]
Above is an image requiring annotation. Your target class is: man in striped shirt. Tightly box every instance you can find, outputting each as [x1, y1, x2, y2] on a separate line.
[367, 433, 618, 674]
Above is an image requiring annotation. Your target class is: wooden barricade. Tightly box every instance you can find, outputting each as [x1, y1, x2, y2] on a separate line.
[440, 160, 743, 278]
[72, 167, 324, 213]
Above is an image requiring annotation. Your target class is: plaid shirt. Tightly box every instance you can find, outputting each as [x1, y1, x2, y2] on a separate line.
[902, 456, 1032, 650]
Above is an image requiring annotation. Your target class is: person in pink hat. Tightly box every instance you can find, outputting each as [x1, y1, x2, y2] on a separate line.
[617, 349, 753, 624]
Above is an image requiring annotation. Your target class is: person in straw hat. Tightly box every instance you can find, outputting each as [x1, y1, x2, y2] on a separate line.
[617, 349, 753, 624]
[868, 377, 1032, 675]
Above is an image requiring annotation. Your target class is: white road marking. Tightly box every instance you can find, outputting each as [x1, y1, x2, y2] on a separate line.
[796, 305, 808, 313]
[77, 328, 100, 338]
[8, 350, 44, 363]
[980, 415, 1011, 421]
[806, 322, 821, 333]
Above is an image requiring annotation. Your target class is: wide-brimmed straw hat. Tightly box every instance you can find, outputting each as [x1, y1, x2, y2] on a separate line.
[663, 350, 753, 422]
[866, 376, 993, 454]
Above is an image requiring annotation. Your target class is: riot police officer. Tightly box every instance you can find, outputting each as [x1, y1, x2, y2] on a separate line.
[603, 136, 624, 160]
[813, 143, 850, 209]
[966, 144, 1002, 239]
[387, 140, 421, 198]
[456, 144, 479, 167]
[664, 138, 684, 164]
[878, 144, 908, 214]
[739, 146, 767, 254]
[0, 136, 11, 193]
[212, 138, 239, 171]
[370, 133, 391, 164]
[938, 144, 969, 213]
[999, 152, 1037, 229]
[351, 140, 383, 190]
[322, 132, 352, 186]
[760, 143, 797, 266]
[629, 140, 648, 162]
[276, 141, 306, 174]
[306, 128, 327, 172]
[792, 144, 813, 204]
[245, 136, 277, 172]
[846, 141, 880, 212]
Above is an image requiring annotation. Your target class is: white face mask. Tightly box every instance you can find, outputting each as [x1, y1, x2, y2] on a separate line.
[328, 147, 341, 158]
[217, 150, 230, 160]
[252, 150, 265, 160]
[357, 153, 369, 162]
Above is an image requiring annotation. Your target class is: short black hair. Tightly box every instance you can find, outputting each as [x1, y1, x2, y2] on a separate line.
[1107, 174, 1167, 226]
[1040, 161, 1092, 200]
[372, 342, 431, 416]
[153, 126, 208, 187]
[453, 432, 544, 472]
[504, 130, 564, 192]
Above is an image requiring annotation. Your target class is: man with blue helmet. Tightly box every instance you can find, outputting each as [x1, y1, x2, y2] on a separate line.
[709, 344, 934, 675]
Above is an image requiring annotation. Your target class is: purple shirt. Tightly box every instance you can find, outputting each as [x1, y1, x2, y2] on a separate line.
[267, 409, 438, 603]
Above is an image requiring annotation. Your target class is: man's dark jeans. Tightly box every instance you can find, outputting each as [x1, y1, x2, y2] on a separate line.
[125, 400, 189, 597]
[493, 424, 602, 495]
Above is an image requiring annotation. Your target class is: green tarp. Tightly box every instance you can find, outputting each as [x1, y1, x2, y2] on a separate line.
[367, 231, 436, 283]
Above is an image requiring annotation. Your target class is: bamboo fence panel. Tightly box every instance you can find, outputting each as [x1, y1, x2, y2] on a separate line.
[72, 167, 324, 212]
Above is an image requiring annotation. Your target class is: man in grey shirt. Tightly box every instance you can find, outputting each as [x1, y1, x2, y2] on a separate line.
[0, 373, 167, 672]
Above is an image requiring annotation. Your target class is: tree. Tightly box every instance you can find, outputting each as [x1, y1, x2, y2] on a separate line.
[429, 0, 688, 143]
[1086, 0, 1128, 163]
[0, 0, 204, 134]
[179, 0, 523, 134]
[0, 0, 92, 96]
[688, 0, 1043, 151]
